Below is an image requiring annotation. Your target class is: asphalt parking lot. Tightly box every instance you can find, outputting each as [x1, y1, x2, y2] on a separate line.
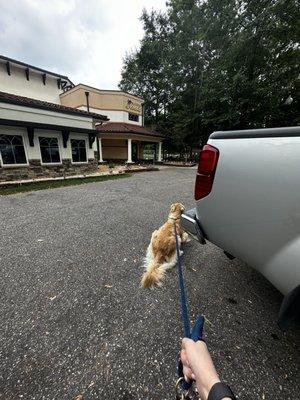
[0, 167, 299, 400]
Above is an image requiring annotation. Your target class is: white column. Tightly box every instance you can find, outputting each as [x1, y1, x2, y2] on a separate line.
[98, 137, 104, 162]
[158, 141, 162, 162]
[127, 138, 133, 163]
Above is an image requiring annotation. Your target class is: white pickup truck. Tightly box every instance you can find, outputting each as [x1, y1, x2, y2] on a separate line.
[182, 126, 300, 329]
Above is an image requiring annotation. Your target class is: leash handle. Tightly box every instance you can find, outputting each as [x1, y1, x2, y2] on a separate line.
[178, 315, 205, 390]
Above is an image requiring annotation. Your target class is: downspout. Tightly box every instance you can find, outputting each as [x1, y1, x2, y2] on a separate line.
[85, 91, 90, 112]
[142, 103, 145, 127]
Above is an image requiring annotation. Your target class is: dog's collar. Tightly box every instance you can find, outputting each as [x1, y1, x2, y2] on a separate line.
[168, 216, 180, 221]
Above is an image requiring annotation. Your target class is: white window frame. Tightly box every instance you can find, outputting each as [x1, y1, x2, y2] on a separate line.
[0, 132, 29, 168]
[70, 136, 88, 165]
[38, 135, 62, 166]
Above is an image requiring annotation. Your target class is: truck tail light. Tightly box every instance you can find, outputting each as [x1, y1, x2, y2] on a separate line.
[195, 144, 219, 200]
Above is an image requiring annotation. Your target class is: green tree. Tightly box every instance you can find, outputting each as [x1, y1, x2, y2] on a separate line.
[119, 0, 300, 156]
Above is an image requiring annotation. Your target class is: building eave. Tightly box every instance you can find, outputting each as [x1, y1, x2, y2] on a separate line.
[0, 118, 97, 134]
[0, 91, 109, 121]
[0, 54, 74, 85]
[99, 131, 165, 140]
[96, 122, 166, 139]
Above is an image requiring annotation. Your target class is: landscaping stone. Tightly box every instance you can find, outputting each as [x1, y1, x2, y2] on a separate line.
[0, 155, 99, 183]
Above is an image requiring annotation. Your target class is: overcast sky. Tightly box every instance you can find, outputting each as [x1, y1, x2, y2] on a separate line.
[0, 0, 167, 89]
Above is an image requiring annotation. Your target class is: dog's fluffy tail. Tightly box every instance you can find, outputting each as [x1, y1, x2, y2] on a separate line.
[141, 258, 165, 289]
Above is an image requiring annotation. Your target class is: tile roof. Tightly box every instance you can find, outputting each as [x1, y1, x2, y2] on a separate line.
[0, 91, 109, 120]
[96, 122, 165, 138]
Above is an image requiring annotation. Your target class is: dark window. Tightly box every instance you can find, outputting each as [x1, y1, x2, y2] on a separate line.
[39, 137, 60, 163]
[71, 139, 87, 163]
[128, 113, 139, 122]
[0, 134, 27, 165]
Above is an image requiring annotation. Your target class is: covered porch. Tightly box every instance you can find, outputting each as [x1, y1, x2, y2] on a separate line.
[96, 122, 164, 164]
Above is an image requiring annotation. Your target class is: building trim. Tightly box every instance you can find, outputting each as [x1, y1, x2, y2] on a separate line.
[60, 84, 144, 101]
[0, 91, 109, 120]
[37, 132, 63, 166]
[70, 135, 89, 165]
[0, 130, 29, 168]
[96, 122, 166, 138]
[99, 131, 164, 138]
[0, 118, 98, 134]
[76, 104, 141, 115]
[99, 133, 163, 143]
[0, 54, 73, 84]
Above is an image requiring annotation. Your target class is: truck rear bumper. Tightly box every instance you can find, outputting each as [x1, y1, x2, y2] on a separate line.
[181, 208, 206, 244]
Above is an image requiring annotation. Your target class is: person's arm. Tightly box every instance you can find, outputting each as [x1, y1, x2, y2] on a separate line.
[181, 338, 232, 400]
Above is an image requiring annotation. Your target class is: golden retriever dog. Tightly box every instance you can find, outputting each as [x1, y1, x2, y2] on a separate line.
[140, 203, 190, 288]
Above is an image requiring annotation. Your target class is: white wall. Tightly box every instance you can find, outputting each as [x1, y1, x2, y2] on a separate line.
[78, 106, 141, 125]
[0, 102, 94, 130]
[0, 63, 63, 104]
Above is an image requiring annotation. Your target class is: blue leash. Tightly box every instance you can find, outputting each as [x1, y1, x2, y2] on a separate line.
[174, 224, 205, 391]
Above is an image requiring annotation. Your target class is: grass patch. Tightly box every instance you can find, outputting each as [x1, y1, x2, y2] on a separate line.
[0, 173, 131, 196]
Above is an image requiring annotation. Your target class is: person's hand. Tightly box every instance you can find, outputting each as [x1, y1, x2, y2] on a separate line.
[181, 338, 221, 400]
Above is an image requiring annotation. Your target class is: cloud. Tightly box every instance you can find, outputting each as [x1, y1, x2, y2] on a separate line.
[0, 0, 166, 89]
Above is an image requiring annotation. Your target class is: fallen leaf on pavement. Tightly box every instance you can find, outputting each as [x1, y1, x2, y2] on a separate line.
[73, 395, 83, 400]
[104, 285, 113, 288]
[203, 315, 214, 327]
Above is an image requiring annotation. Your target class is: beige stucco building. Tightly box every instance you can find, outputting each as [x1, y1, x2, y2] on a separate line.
[60, 84, 164, 163]
[60, 84, 144, 125]
[0, 55, 164, 182]
[0, 55, 107, 182]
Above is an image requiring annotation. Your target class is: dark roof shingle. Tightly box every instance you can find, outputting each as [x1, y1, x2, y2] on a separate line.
[0, 91, 109, 121]
[96, 122, 165, 138]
